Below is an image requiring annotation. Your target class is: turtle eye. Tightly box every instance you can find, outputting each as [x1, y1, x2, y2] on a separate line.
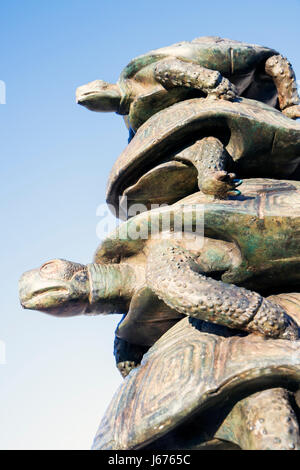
[39, 259, 86, 280]
[40, 260, 61, 279]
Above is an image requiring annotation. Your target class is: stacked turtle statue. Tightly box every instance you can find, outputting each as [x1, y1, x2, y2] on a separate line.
[19, 37, 300, 450]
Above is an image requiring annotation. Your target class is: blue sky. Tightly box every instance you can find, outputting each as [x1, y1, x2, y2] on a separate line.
[1, 0, 300, 449]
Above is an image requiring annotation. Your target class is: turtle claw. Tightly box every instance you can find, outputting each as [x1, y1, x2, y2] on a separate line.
[227, 189, 241, 197]
[117, 361, 139, 378]
[282, 104, 300, 120]
[207, 78, 238, 102]
[201, 171, 243, 199]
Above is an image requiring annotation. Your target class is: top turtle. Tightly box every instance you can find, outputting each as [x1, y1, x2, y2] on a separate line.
[76, 36, 300, 131]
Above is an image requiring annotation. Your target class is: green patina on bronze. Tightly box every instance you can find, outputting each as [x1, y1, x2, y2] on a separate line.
[20, 36, 300, 450]
[19, 185, 300, 448]
[92, 317, 300, 450]
[20, 180, 300, 353]
[76, 36, 300, 131]
[106, 98, 300, 218]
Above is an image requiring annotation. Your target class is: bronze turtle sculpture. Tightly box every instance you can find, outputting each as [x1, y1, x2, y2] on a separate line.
[106, 97, 300, 218]
[92, 315, 300, 450]
[19, 179, 300, 449]
[76, 36, 300, 134]
[19, 179, 300, 368]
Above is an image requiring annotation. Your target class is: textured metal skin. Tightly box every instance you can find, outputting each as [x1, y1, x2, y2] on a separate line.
[106, 98, 300, 217]
[21, 36, 300, 450]
[92, 317, 300, 450]
[99, 179, 300, 294]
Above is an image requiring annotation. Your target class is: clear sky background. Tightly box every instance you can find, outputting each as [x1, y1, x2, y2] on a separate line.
[1, 0, 300, 450]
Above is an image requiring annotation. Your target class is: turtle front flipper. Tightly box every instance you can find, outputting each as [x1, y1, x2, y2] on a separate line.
[174, 136, 242, 198]
[265, 55, 300, 119]
[216, 388, 300, 450]
[154, 58, 237, 101]
[146, 242, 298, 340]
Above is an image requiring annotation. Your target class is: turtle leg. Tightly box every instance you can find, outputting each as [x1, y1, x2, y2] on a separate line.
[114, 334, 148, 378]
[216, 388, 300, 450]
[265, 55, 300, 119]
[174, 136, 242, 198]
[154, 58, 237, 101]
[114, 287, 183, 377]
[146, 241, 298, 340]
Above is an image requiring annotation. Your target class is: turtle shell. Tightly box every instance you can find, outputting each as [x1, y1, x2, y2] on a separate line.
[106, 98, 300, 219]
[98, 179, 300, 275]
[119, 37, 278, 101]
[92, 316, 300, 450]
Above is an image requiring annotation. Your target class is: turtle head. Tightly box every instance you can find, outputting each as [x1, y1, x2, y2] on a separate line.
[19, 259, 90, 316]
[76, 80, 122, 112]
[19, 259, 139, 317]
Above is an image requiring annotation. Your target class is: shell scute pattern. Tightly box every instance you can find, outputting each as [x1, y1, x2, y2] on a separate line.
[92, 318, 300, 449]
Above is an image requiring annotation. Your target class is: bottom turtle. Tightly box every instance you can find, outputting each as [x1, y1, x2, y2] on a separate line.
[92, 316, 300, 451]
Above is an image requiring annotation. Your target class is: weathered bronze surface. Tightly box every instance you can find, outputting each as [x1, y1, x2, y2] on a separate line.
[106, 97, 300, 217]
[19, 36, 300, 450]
[76, 36, 300, 132]
[92, 317, 300, 450]
[20, 179, 300, 357]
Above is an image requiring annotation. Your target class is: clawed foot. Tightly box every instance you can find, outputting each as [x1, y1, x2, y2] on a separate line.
[282, 104, 300, 119]
[201, 171, 242, 199]
[207, 78, 238, 101]
[117, 360, 139, 378]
